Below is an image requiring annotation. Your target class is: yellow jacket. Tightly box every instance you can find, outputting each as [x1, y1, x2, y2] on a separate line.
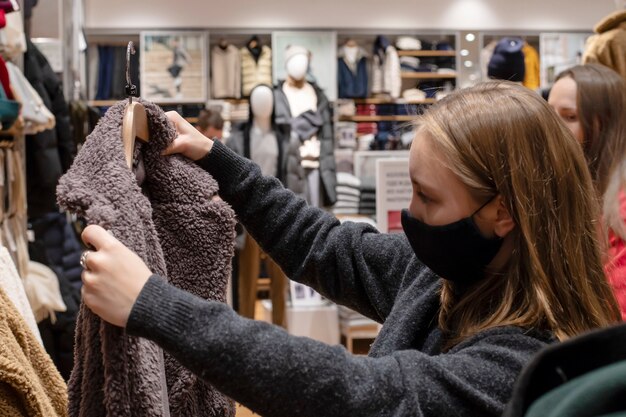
[583, 10, 626, 80]
[0, 286, 67, 416]
[522, 43, 540, 90]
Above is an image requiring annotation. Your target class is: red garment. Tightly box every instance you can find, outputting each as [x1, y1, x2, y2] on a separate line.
[606, 190, 626, 320]
[0, 55, 15, 99]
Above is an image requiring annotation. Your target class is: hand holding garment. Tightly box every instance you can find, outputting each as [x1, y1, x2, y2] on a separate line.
[57, 100, 237, 417]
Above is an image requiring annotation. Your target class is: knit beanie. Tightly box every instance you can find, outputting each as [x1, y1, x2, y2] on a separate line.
[284, 45, 309, 64]
[488, 38, 526, 82]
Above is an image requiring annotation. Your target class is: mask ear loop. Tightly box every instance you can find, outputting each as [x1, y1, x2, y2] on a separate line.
[472, 193, 499, 217]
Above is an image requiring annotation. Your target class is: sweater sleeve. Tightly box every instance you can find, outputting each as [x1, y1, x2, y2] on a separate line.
[127, 275, 548, 417]
[197, 140, 415, 321]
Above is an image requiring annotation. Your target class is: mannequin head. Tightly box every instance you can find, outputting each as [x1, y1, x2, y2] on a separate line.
[249, 85, 274, 121]
[284, 45, 310, 81]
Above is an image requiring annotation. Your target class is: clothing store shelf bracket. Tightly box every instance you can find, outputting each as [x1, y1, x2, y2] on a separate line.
[122, 41, 149, 169]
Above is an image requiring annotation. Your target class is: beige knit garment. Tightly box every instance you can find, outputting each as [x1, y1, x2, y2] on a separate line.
[0, 285, 68, 416]
[0, 246, 42, 344]
[211, 44, 241, 99]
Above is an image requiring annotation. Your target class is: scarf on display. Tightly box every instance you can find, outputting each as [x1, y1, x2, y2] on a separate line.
[57, 100, 237, 417]
[0, 284, 68, 417]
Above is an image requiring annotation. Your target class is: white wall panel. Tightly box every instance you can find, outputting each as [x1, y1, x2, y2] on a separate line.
[84, 0, 616, 31]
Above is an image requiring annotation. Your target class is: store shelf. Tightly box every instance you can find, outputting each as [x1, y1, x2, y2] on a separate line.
[88, 100, 118, 106]
[339, 115, 417, 122]
[397, 50, 457, 57]
[87, 100, 207, 106]
[352, 98, 436, 105]
[401, 72, 457, 79]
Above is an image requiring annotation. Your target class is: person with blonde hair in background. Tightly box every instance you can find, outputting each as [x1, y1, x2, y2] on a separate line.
[76, 82, 619, 417]
[549, 63, 626, 319]
[196, 109, 224, 141]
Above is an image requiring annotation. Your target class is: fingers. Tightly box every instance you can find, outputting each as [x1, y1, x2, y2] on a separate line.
[166, 111, 193, 133]
[165, 110, 185, 125]
[162, 139, 186, 156]
[81, 225, 118, 251]
[81, 249, 106, 273]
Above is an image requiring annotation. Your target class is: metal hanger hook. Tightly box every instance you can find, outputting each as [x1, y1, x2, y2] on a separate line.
[126, 41, 138, 103]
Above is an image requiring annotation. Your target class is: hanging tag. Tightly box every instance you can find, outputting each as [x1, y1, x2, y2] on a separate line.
[125, 84, 138, 97]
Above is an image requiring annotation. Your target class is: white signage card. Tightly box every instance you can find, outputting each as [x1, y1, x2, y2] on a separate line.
[376, 158, 411, 234]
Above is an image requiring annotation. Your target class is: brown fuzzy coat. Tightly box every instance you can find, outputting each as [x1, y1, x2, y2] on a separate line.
[57, 100, 236, 416]
[0, 286, 67, 416]
[584, 10, 626, 80]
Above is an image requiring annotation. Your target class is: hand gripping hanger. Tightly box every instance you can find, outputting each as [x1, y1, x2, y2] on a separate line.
[122, 41, 149, 169]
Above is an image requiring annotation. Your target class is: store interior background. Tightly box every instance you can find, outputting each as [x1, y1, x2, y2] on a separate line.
[28, 0, 621, 344]
[25, 1, 623, 414]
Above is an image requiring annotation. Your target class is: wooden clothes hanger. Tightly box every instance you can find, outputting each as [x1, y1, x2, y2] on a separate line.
[122, 41, 149, 169]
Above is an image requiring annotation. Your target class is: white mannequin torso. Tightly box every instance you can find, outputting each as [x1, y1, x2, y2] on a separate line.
[282, 80, 317, 118]
[250, 120, 278, 177]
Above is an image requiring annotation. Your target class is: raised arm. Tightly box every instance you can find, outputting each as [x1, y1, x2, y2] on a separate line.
[164, 112, 415, 320]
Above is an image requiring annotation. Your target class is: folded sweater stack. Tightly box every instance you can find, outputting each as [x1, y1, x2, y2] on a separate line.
[333, 172, 361, 215]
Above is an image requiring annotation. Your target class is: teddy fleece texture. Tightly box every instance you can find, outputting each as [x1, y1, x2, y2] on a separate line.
[0, 285, 68, 417]
[583, 10, 626, 80]
[56, 100, 236, 417]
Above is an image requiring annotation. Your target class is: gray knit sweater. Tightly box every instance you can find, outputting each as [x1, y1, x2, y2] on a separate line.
[127, 140, 554, 417]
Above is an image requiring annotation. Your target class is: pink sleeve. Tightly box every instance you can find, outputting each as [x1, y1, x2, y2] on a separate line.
[606, 190, 626, 320]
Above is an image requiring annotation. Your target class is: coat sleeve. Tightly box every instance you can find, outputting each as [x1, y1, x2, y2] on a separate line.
[197, 140, 415, 321]
[606, 190, 626, 320]
[33, 41, 76, 171]
[127, 276, 547, 417]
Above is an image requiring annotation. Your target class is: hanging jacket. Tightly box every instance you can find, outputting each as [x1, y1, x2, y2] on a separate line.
[583, 10, 626, 81]
[0, 246, 42, 343]
[0, 285, 67, 417]
[274, 81, 337, 206]
[241, 45, 272, 97]
[337, 45, 368, 98]
[57, 100, 237, 417]
[522, 43, 540, 90]
[28, 212, 83, 381]
[24, 39, 76, 219]
[212, 44, 241, 99]
[371, 36, 401, 99]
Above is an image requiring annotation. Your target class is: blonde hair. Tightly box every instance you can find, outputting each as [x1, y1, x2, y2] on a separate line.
[416, 81, 621, 350]
[555, 64, 626, 241]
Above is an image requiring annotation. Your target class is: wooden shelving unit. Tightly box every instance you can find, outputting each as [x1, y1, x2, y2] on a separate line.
[397, 50, 456, 57]
[339, 115, 417, 122]
[352, 98, 436, 105]
[401, 72, 457, 79]
[87, 100, 206, 106]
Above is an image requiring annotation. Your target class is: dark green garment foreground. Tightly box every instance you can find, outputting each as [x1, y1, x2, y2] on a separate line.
[526, 360, 626, 417]
[504, 323, 626, 417]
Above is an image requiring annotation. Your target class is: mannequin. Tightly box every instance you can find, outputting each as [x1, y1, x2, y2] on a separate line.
[283, 46, 318, 117]
[226, 84, 287, 327]
[272, 45, 337, 207]
[280, 45, 325, 207]
[248, 85, 278, 177]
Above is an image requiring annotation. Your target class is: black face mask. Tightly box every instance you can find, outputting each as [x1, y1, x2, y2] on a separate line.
[401, 197, 503, 286]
